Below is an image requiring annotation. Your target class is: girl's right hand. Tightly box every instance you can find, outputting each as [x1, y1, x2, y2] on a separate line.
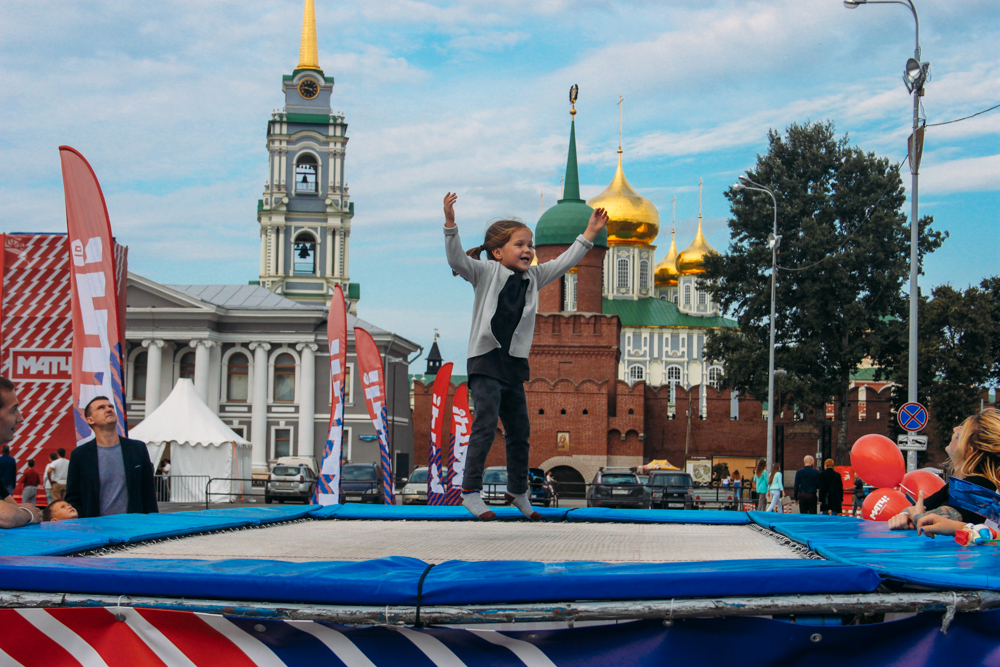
[888, 506, 916, 530]
[443, 192, 457, 227]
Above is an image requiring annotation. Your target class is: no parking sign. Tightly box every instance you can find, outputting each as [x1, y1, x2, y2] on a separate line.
[898, 402, 929, 433]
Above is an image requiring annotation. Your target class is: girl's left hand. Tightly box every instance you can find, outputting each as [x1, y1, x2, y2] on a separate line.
[584, 207, 609, 241]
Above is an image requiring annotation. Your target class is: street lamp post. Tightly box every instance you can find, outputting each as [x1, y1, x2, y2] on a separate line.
[734, 176, 780, 473]
[844, 0, 929, 473]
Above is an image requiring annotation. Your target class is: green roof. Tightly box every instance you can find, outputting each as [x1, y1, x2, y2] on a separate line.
[284, 113, 335, 125]
[347, 282, 361, 300]
[602, 297, 737, 328]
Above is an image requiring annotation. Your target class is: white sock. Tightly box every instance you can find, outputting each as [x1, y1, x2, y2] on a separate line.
[504, 491, 541, 521]
[461, 491, 496, 520]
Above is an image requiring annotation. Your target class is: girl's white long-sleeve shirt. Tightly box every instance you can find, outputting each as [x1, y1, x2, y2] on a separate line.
[444, 224, 594, 360]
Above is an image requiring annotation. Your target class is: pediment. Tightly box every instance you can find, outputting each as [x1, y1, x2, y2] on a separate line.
[127, 273, 216, 311]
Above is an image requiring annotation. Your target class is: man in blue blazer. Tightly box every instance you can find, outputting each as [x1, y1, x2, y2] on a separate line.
[65, 396, 158, 518]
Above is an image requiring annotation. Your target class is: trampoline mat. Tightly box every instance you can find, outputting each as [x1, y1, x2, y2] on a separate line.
[101, 520, 806, 564]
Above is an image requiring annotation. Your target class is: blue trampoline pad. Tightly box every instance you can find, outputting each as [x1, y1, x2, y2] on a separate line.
[0, 556, 429, 605]
[310, 503, 570, 522]
[36, 512, 255, 543]
[0, 526, 112, 556]
[0, 555, 882, 605]
[567, 508, 750, 524]
[169, 505, 317, 525]
[422, 558, 883, 604]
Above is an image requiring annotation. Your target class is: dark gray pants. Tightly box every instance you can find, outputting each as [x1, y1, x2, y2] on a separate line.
[461, 375, 530, 495]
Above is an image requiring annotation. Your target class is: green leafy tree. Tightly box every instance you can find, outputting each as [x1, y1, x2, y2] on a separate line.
[704, 121, 946, 464]
[876, 280, 999, 457]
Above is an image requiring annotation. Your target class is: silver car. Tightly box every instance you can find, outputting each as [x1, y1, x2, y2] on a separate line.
[265, 465, 316, 504]
[400, 467, 429, 505]
[482, 466, 508, 505]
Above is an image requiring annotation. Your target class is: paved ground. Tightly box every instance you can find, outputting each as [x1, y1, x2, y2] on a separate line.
[104, 520, 802, 564]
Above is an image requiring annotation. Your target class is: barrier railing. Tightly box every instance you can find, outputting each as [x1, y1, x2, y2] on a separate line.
[203, 477, 263, 509]
[154, 475, 210, 504]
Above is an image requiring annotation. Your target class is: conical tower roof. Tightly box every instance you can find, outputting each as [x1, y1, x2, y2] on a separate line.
[296, 0, 322, 72]
[676, 214, 717, 275]
[535, 98, 607, 248]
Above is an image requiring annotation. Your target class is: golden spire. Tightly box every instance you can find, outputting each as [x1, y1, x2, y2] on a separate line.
[654, 226, 680, 286]
[586, 150, 660, 245]
[676, 178, 718, 275]
[297, 0, 322, 72]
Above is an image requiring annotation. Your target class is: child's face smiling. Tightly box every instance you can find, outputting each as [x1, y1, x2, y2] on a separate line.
[493, 229, 535, 271]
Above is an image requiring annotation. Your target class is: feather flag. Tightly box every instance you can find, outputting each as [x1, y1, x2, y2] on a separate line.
[314, 285, 347, 505]
[59, 146, 127, 443]
[445, 383, 471, 505]
[427, 363, 453, 506]
[355, 327, 394, 505]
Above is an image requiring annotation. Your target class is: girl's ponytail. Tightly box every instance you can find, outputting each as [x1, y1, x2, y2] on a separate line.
[452, 219, 529, 277]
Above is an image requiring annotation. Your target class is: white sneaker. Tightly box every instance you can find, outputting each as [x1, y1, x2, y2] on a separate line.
[504, 491, 541, 521]
[462, 491, 496, 520]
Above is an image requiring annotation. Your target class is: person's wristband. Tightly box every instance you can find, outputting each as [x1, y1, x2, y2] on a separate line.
[19, 506, 35, 525]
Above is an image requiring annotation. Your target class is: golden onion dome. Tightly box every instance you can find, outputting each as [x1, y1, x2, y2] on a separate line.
[654, 228, 681, 286]
[676, 214, 717, 275]
[586, 151, 660, 245]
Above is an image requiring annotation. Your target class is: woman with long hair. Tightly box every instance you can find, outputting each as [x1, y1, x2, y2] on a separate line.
[753, 459, 768, 511]
[766, 463, 783, 512]
[889, 408, 1000, 535]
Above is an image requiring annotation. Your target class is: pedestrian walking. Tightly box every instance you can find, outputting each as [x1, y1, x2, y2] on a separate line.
[818, 459, 844, 515]
[0, 444, 16, 493]
[43, 452, 57, 504]
[793, 455, 821, 514]
[766, 464, 783, 512]
[753, 459, 768, 511]
[21, 459, 40, 506]
[48, 448, 69, 501]
[852, 477, 866, 517]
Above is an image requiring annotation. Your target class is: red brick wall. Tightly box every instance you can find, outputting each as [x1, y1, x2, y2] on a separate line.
[535, 245, 606, 314]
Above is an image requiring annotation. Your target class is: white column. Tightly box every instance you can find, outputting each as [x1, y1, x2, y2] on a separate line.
[207, 343, 222, 413]
[190, 340, 214, 404]
[250, 342, 271, 473]
[142, 339, 164, 417]
[343, 230, 350, 280]
[296, 343, 317, 458]
[325, 227, 334, 277]
[259, 229, 267, 276]
[277, 226, 285, 275]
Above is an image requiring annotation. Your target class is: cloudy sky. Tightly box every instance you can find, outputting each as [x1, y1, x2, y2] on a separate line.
[1, 0, 997, 372]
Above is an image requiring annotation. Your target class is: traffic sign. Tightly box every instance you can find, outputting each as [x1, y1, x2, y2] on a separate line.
[898, 434, 928, 451]
[898, 402, 928, 433]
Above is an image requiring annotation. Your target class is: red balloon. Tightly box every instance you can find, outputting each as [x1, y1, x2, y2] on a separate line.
[850, 434, 905, 488]
[898, 469, 946, 503]
[862, 488, 910, 522]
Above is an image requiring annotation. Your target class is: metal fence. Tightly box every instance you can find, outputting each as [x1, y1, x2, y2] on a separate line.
[154, 475, 210, 504]
[203, 478, 264, 508]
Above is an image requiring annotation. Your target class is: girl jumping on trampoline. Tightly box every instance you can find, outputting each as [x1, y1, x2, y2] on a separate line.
[443, 192, 607, 520]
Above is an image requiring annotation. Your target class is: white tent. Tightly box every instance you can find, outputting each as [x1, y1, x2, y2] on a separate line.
[130, 379, 252, 503]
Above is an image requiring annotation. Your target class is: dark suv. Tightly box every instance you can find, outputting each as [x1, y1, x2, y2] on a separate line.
[341, 463, 382, 503]
[648, 472, 694, 510]
[586, 467, 649, 509]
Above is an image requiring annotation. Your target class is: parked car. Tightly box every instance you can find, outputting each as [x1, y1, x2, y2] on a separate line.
[264, 465, 316, 504]
[400, 467, 429, 505]
[341, 463, 382, 503]
[690, 483, 738, 510]
[586, 467, 650, 509]
[482, 466, 509, 505]
[275, 456, 319, 476]
[648, 472, 694, 510]
[528, 468, 553, 507]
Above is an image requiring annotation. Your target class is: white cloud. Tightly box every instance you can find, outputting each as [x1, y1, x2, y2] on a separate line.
[920, 153, 1000, 194]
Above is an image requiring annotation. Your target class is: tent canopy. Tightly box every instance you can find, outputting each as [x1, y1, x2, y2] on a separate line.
[131, 379, 250, 450]
[646, 460, 680, 471]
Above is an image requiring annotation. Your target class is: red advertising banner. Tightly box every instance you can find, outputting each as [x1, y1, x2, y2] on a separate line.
[427, 362, 453, 506]
[0, 234, 76, 497]
[59, 147, 127, 444]
[315, 285, 347, 505]
[445, 383, 471, 505]
[355, 327, 394, 505]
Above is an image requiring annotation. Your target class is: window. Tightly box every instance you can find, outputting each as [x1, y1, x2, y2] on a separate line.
[639, 260, 649, 290]
[683, 284, 692, 306]
[295, 154, 318, 194]
[179, 352, 196, 380]
[708, 366, 721, 389]
[273, 353, 296, 401]
[627, 408, 634, 415]
[539, 409, 545, 415]
[629, 365, 645, 382]
[274, 428, 291, 459]
[293, 233, 317, 275]
[132, 352, 147, 400]
[582, 409, 588, 415]
[343, 364, 353, 403]
[230, 425, 246, 439]
[673, 293, 678, 304]
[227, 352, 249, 402]
[698, 290, 707, 305]
[617, 258, 630, 290]
[563, 273, 577, 311]
[667, 366, 682, 402]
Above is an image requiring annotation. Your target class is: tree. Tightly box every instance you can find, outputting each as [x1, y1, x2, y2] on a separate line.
[704, 121, 946, 465]
[875, 280, 999, 456]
